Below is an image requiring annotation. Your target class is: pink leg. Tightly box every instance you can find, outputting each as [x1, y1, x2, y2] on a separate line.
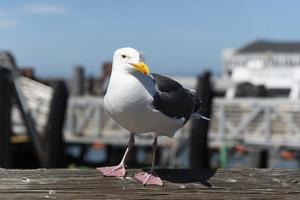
[135, 133, 163, 186]
[97, 133, 134, 177]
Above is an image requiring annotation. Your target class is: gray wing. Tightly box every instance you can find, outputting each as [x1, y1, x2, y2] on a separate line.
[150, 73, 199, 122]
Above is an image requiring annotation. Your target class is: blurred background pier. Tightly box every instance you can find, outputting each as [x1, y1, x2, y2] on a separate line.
[2, 39, 300, 170]
[2, 1, 300, 172]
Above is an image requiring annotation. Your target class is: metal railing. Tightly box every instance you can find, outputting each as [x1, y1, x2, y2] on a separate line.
[12, 85, 300, 149]
[63, 96, 185, 147]
[209, 98, 300, 149]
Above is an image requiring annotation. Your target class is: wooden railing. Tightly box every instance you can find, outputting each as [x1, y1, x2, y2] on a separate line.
[210, 98, 300, 148]
[1, 168, 299, 199]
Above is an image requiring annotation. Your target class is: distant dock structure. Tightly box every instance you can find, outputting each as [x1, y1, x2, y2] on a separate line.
[207, 40, 300, 167]
[223, 40, 300, 99]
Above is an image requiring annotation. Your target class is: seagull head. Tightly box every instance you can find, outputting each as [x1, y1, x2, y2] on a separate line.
[112, 47, 150, 75]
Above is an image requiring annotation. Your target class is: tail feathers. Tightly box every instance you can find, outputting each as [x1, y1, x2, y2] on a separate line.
[191, 113, 210, 121]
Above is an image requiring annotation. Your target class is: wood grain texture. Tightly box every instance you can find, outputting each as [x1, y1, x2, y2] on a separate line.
[0, 168, 300, 199]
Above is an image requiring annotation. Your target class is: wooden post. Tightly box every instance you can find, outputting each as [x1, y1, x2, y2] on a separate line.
[1, 52, 46, 164]
[72, 66, 85, 96]
[258, 86, 269, 168]
[190, 71, 213, 169]
[0, 68, 13, 168]
[257, 149, 268, 168]
[87, 76, 95, 95]
[44, 80, 68, 168]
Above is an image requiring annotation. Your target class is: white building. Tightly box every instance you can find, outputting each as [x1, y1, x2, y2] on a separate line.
[223, 40, 300, 99]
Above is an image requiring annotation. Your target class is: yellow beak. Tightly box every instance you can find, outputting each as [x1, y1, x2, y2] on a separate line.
[130, 62, 150, 75]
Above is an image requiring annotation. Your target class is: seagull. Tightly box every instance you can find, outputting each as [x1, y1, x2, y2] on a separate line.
[97, 47, 208, 186]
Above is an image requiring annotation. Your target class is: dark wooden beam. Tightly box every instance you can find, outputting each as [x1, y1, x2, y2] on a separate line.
[190, 71, 213, 169]
[72, 66, 85, 96]
[44, 80, 68, 168]
[0, 68, 13, 168]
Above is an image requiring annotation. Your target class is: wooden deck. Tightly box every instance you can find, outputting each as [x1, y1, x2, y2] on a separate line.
[0, 168, 300, 199]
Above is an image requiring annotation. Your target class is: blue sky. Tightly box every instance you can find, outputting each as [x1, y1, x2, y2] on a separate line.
[1, 0, 300, 77]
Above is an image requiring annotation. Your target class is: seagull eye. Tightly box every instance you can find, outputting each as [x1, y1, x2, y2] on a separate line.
[121, 55, 126, 59]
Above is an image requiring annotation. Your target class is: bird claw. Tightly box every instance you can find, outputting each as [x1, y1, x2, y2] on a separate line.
[96, 164, 126, 177]
[134, 171, 163, 186]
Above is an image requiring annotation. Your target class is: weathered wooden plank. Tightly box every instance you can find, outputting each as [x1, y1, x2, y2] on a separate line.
[0, 169, 299, 199]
